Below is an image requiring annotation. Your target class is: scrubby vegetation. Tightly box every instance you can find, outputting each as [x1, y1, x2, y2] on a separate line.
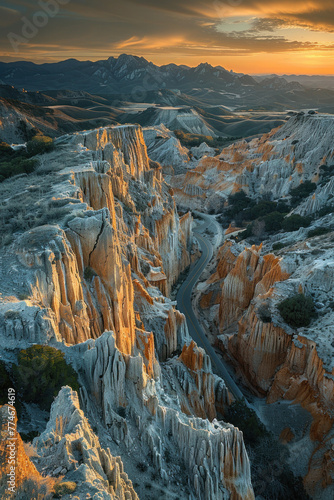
[0, 360, 13, 405]
[278, 294, 317, 328]
[174, 130, 240, 149]
[282, 214, 311, 232]
[225, 400, 309, 500]
[319, 164, 334, 185]
[272, 242, 285, 251]
[308, 226, 332, 238]
[225, 188, 316, 241]
[26, 135, 54, 156]
[262, 211, 286, 233]
[289, 181, 316, 207]
[226, 400, 268, 445]
[226, 191, 289, 230]
[3, 477, 55, 500]
[249, 436, 310, 500]
[0, 135, 54, 182]
[12, 345, 79, 410]
[53, 481, 77, 498]
[226, 191, 255, 219]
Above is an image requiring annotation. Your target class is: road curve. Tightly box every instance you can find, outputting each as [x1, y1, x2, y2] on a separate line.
[176, 214, 246, 402]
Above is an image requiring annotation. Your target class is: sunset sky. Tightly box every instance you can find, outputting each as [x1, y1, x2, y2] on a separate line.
[1, 0, 334, 74]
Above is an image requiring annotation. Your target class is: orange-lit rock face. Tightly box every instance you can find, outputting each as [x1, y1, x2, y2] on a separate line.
[0, 405, 41, 493]
[180, 340, 204, 371]
[203, 236, 334, 498]
[171, 115, 334, 214]
[2, 125, 191, 361]
[219, 245, 290, 332]
[208, 241, 239, 285]
[178, 341, 216, 420]
[229, 307, 291, 393]
[0, 124, 255, 500]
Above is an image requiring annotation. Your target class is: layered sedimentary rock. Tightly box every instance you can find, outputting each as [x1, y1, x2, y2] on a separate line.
[0, 124, 254, 499]
[34, 386, 138, 499]
[167, 340, 230, 419]
[67, 331, 253, 500]
[0, 125, 191, 353]
[219, 244, 290, 331]
[169, 114, 334, 211]
[201, 234, 334, 498]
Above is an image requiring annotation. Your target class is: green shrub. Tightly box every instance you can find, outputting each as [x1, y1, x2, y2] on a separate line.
[257, 303, 272, 323]
[0, 158, 36, 181]
[319, 164, 334, 184]
[262, 211, 285, 232]
[225, 400, 268, 446]
[0, 141, 13, 155]
[0, 361, 13, 405]
[0, 136, 54, 183]
[238, 223, 253, 240]
[307, 226, 332, 238]
[272, 242, 285, 251]
[136, 462, 148, 472]
[249, 200, 276, 218]
[12, 345, 79, 410]
[318, 204, 334, 217]
[227, 190, 255, 218]
[13, 477, 54, 500]
[174, 129, 238, 148]
[290, 181, 316, 206]
[26, 135, 54, 157]
[278, 294, 316, 328]
[282, 215, 311, 232]
[227, 196, 289, 228]
[53, 481, 77, 497]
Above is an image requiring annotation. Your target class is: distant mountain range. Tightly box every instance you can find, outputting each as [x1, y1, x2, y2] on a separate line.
[2, 55, 334, 144]
[0, 54, 263, 93]
[255, 74, 334, 90]
[1, 54, 334, 113]
[0, 54, 315, 95]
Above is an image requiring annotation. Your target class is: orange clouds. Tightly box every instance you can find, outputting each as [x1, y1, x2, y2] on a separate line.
[2, 0, 334, 74]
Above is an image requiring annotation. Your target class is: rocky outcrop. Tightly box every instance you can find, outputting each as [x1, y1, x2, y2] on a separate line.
[0, 124, 191, 351]
[190, 142, 216, 160]
[143, 125, 190, 174]
[171, 114, 334, 210]
[0, 405, 41, 495]
[34, 386, 138, 499]
[219, 245, 290, 331]
[202, 235, 334, 498]
[67, 331, 254, 500]
[0, 124, 254, 499]
[174, 340, 230, 419]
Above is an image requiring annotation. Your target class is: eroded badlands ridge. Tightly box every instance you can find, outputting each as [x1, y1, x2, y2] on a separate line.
[170, 114, 334, 499]
[0, 125, 254, 499]
[170, 113, 334, 213]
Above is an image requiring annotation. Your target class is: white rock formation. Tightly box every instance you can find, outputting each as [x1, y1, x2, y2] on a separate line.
[170, 114, 334, 209]
[190, 142, 216, 159]
[143, 125, 190, 174]
[0, 124, 254, 499]
[66, 331, 254, 500]
[34, 386, 138, 499]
